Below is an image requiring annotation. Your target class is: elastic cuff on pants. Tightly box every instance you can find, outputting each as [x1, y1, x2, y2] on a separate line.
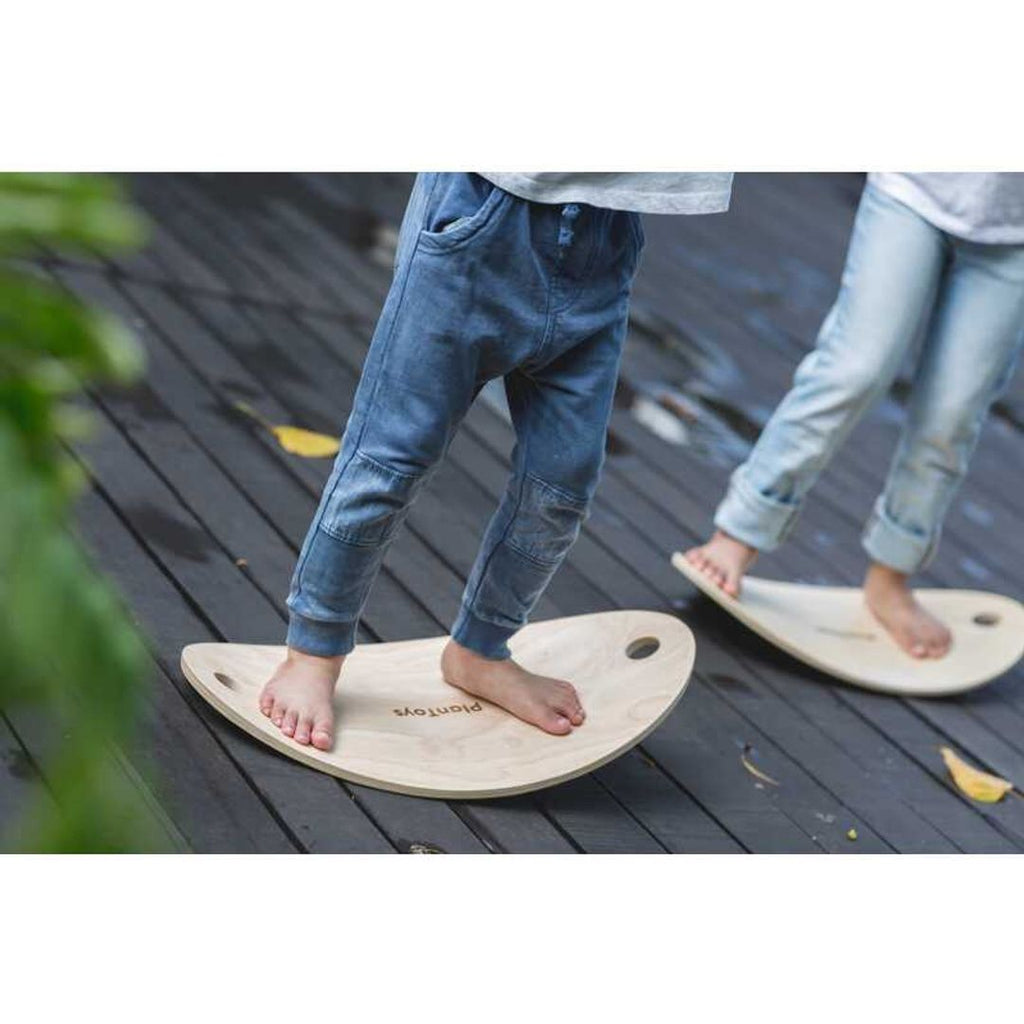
[713, 474, 800, 553]
[450, 606, 516, 661]
[286, 613, 358, 658]
[861, 500, 934, 575]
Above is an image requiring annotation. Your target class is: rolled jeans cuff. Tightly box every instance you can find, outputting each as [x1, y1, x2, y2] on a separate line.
[713, 473, 800, 553]
[286, 612, 358, 658]
[450, 606, 515, 661]
[861, 499, 935, 574]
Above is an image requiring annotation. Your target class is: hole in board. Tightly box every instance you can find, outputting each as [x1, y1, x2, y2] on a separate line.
[626, 636, 660, 660]
[214, 672, 238, 690]
[973, 612, 1000, 627]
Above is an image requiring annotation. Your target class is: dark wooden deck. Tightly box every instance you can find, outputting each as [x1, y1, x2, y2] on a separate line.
[11, 172, 1024, 853]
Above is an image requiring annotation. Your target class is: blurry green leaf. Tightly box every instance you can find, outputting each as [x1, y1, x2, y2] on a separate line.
[0, 272, 145, 382]
[0, 173, 167, 852]
[0, 173, 146, 253]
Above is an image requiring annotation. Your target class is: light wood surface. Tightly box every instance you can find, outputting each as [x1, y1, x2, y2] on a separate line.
[672, 553, 1024, 696]
[180, 610, 694, 799]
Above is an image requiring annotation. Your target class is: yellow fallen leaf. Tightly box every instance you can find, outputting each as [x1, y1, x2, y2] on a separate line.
[233, 401, 339, 459]
[847, 828, 858, 841]
[741, 745, 779, 787]
[270, 424, 340, 458]
[940, 747, 1013, 803]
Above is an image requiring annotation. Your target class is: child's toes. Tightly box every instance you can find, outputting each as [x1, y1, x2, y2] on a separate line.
[541, 709, 573, 735]
[907, 633, 927, 658]
[294, 716, 313, 745]
[311, 714, 334, 751]
[281, 709, 298, 736]
[556, 691, 585, 727]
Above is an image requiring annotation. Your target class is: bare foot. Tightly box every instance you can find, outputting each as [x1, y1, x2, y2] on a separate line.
[259, 648, 344, 750]
[684, 529, 759, 597]
[863, 563, 952, 659]
[440, 640, 585, 736]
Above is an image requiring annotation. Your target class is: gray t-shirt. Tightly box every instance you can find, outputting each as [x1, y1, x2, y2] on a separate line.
[480, 172, 733, 215]
[869, 172, 1024, 245]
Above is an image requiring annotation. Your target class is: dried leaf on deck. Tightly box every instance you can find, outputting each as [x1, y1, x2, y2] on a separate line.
[269, 424, 340, 458]
[233, 401, 339, 458]
[940, 747, 1013, 803]
[741, 744, 779, 787]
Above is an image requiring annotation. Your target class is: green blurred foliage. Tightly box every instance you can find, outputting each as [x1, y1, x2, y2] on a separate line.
[1, 173, 170, 851]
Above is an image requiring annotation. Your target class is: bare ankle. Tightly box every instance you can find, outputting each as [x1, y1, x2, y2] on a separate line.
[865, 563, 910, 593]
[442, 639, 498, 679]
[284, 647, 345, 678]
[713, 530, 758, 557]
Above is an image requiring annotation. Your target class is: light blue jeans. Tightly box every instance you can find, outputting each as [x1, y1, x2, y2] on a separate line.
[287, 173, 643, 659]
[716, 182, 1024, 574]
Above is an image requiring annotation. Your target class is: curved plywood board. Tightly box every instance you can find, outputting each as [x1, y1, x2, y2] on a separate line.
[181, 610, 694, 799]
[672, 553, 1024, 696]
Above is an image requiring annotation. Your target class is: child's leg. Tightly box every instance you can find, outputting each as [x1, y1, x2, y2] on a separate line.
[262, 173, 531, 747]
[862, 239, 1024, 656]
[443, 206, 642, 733]
[687, 184, 947, 594]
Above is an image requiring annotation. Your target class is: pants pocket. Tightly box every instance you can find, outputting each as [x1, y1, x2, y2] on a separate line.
[418, 173, 512, 254]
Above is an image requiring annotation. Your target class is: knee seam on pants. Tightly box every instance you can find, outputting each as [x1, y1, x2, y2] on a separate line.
[318, 448, 425, 547]
[351, 448, 424, 482]
[501, 472, 589, 567]
[505, 538, 566, 568]
[524, 471, 590, 509]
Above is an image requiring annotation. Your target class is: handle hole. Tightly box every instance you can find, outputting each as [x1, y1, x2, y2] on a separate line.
[973, 612, 1000, 627]
[626, 636, 660, 660]
[214, 671, 238, 689]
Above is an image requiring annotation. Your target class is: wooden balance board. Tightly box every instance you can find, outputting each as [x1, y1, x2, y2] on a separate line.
[181, 610, 694, 799]
[672, 553, 1024, 697]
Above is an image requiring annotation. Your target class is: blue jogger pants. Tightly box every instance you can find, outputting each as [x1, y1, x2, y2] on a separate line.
[286, 173, 644, 659]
